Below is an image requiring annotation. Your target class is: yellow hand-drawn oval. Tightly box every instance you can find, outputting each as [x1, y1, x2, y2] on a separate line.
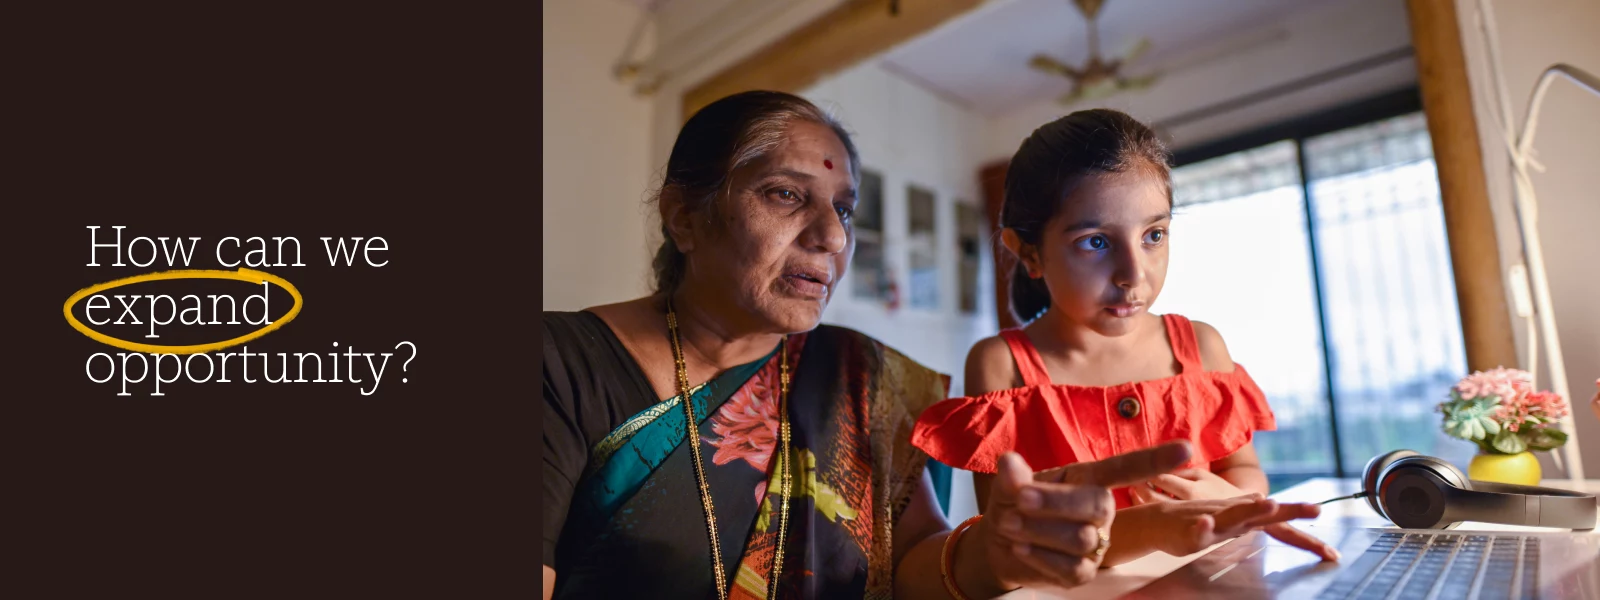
[62, 267, 303, 355]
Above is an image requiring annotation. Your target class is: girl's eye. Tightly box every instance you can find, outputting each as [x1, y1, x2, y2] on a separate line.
[1145, 229, 1166, 245]
[1075, 234, 1109, 252]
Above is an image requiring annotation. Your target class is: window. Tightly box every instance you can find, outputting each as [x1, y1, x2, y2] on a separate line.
[852, 170, 889, 302]
[907, 184, 939, 309]
[1303, 113, 1471, 474]
[1158, 105, 1473, 491]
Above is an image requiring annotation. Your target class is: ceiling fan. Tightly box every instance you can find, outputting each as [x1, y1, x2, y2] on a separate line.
[1028, 0, 1161, 105]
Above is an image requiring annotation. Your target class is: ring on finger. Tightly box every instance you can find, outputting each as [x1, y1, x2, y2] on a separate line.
[1091, 527, 1109, 559]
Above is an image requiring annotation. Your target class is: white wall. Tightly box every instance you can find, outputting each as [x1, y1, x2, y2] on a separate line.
[645, 0, 847, 187]
[985, 0, 1417, 162]
[800, 61, 998, 525]
[1454, 0, 1600, 480]
[542, 0, 658, 311]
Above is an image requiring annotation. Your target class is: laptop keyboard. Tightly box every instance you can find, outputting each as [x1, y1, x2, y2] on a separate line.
[1315, 532, 1541, 600]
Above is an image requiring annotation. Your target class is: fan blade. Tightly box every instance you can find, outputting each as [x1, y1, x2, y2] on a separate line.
[1121, 37, 1153, 65]
[1029, 54, 1078, 78]
[1119, 72, 1161, 91]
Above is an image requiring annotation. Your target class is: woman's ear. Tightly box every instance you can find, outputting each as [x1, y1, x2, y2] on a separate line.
[1000, 228, 1041, 278]
[659, 187, 696, 253]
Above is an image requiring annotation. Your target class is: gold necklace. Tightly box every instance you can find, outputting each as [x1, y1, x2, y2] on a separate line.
[667, 303, 792, 600]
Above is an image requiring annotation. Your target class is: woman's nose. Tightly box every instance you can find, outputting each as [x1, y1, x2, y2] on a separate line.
[804, 203, 848, 254]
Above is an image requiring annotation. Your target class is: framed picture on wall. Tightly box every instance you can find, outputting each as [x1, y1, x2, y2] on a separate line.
[851, 169, 890, 303]
[957, 201, 982, 315]
[907, 184, 938, 310]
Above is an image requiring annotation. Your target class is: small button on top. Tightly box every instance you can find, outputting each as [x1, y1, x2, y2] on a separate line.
[1117, 396, 1141, 419]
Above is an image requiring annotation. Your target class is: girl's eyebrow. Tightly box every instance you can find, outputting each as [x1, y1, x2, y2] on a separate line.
[1063, 219, 1100, 232]
[1063, 212, 1170, 232]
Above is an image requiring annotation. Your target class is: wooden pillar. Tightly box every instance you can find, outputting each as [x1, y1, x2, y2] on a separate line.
[1405, 0, 1519, 371]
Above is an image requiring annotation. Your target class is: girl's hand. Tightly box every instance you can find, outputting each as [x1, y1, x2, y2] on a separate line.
[978, 442, 1192, 591]
[1146, 468, 1245, 501]
[1130, 469, 1341, 561]
[1120, 495, 1323, 558]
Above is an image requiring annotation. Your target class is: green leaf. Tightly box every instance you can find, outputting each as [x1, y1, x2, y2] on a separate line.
[756, 496, 771, 532]
[809, 479, 858, 523]
[1526, 428, 1569, 452]
[1492, 428, 1528, 454]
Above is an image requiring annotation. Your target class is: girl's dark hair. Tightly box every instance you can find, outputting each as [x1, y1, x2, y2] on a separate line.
[651, 90, 860, 295]
[1001, 108, 1173, 324]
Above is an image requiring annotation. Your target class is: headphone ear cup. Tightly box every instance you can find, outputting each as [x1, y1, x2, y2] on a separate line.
[1364, 450, 1419, 518]
[1436, 459, 1469, 490]
[1377, 460, 1459, 529]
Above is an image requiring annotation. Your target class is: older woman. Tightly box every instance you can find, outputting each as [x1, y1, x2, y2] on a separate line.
[542, 90, 1319, 600]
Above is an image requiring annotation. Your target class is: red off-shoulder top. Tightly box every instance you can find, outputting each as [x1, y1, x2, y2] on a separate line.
[910, 314, 1276, 508]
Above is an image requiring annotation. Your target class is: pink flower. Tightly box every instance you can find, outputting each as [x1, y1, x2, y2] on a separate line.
[1454, 367, 1531, 401]
[1524, 390, 1569, 420]
[702, 368, 780, 474]
[1491, 388, 1568, 429]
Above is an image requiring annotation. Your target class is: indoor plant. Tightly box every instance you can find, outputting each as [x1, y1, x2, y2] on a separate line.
[1437, 367, 1570, 485]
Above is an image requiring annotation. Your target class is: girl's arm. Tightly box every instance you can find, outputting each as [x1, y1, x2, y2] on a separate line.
[1190, 320, 1270, 496]
[1158, 321, 1340, 562]
[963, 335, 1025, 511]
[1211, 443, 1269, 496]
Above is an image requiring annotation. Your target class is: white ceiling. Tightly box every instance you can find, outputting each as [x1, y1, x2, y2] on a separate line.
[615, 0, 668, 10]
[878, 0, 1353, 116]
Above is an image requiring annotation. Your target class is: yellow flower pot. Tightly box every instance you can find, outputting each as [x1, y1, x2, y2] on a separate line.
[1467, 451, 1542, 486]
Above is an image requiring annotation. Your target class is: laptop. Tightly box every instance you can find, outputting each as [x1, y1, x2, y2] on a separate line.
[1120, 521, 1600, 599]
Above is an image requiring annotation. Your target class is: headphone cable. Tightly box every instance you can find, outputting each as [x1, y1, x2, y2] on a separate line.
[1317, 491, 1370, 505]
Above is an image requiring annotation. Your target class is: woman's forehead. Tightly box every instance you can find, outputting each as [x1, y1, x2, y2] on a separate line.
[748, 124, 856, 182]
[778, 122, 846, 157]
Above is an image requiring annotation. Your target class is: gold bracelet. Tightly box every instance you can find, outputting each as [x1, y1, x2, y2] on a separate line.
[941, 514, 984, 600]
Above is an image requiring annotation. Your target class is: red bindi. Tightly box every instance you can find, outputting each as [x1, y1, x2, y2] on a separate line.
[824, 159, 833, 170]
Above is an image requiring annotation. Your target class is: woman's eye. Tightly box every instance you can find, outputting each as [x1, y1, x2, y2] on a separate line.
[1145, 229, 1166, 245]
[768, 188, 801, 203]
[835, 204, 854, 222]
[1075, 234, 1109, 251]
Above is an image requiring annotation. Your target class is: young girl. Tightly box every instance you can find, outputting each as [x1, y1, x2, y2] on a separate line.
[911, 108, 1340, 567]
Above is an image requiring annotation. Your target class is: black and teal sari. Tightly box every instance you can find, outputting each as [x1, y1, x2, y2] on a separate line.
[543, 312, 948, 599]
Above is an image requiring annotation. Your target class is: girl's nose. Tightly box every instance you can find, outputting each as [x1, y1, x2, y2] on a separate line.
[1112, 245, 1145, 289]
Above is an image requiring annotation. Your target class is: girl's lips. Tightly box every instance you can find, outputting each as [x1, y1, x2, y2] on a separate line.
[1105, 303, 1145, 318]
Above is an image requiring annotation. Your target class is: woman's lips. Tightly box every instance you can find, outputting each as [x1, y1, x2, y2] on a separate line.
[781, 272, 829, 299]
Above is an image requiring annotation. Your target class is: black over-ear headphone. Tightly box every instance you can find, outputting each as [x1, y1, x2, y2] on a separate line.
[1361, 450, 1597, 530]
